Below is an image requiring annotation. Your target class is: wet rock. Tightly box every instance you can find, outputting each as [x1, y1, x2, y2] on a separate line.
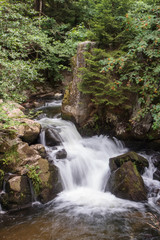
[152, 154, 160, 170]
[5, 175, 32, 210]
[109, 151, 149, 174]
[45, 128, 62, 147]
[153, 169, 160, 181]
[18, 119, 41, 144]
[36, 158, 62, 203]
[107, 161, 147, 202]
[56, 149, 67, 159]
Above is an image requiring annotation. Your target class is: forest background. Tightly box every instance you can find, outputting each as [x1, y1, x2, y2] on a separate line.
[0, 0, 159, 130]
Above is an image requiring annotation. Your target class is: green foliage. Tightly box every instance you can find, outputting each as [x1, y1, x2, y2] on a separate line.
[101, 2, 160, 129]
[1, 145, 19, 166]
[0, 102, 23, 130]
[26, 164, 42, 195]
[0, 169, 4, 187]
[79, 48, 129, 107]
[0, 0, 77, 102]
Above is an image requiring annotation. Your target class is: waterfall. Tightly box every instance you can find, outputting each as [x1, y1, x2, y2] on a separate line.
[38, 117, 147, 214]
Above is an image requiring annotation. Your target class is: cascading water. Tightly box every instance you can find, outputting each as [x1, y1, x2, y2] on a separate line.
[38, 115, 157, 215]
[1, 99, 160, 240]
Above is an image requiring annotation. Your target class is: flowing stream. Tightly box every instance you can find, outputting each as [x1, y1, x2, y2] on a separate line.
[0, 99, 160, 240]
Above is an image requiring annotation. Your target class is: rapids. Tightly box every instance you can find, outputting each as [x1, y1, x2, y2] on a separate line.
[0, 99, 160, 240]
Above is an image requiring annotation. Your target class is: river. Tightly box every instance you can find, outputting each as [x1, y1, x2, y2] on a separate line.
[0, 99, 160, 240]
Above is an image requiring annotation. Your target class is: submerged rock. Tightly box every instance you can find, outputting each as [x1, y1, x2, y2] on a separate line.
[44, 128, 62, 146]
[109, 151, 149, 174]
[107, 161, 147, 202]
[153, 169, 160, 181]
[56, 149, 67, 159]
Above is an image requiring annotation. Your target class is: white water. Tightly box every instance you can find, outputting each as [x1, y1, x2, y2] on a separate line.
[38, 117, 150, 215]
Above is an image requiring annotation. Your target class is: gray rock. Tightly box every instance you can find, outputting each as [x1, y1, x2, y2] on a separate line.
[56, 149, 67, 159]
[107, 161, 147, 202]
[45, 128, 62, 146]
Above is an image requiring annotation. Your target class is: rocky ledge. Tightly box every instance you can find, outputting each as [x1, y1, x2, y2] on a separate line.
[0, 101, 61, 211]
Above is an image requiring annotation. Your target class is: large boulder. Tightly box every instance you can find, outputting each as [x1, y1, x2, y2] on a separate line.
[62, 41, 96, 126]
[109, 151, 149, 174]
[35, 158, 62, 203]
[107, 161, 147, 202]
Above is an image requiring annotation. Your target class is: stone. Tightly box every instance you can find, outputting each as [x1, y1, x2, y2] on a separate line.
[107, 161, 147, 202]
[153, 169, 160, 181]
[30, 144, 46, 158]
[54, 93, 63, 100]
[109, 151, 149, 174]
[34, 158, 62, 203]
[18, 119, 41, 144]
[5, 175, 32, 210]
[8, 108, 25, 118]
[56, 149, 67, 159]
[61, 41, 96, 126]
[45, 128, 62, 147]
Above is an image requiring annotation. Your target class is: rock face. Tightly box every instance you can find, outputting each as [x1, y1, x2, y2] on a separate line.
[0, 102, 62, 211]
[109, 151, 149, 174]
[61, 43, 160, 141]
[5, 176, 32, 210]
[107, 161, 147, 202]
[62, 41, 96, 126]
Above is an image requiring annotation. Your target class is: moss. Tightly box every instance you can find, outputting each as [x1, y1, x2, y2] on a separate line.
[62, 83, 72, 106]
[0, 169, 4, 188]
[1, 145, 20, 171]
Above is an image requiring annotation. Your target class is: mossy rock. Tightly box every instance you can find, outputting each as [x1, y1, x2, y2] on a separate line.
[107, 161, 147, 202]
[4, 175, 32, 210]
[109, 151, 149, 174]
[33, 158, 62, 204]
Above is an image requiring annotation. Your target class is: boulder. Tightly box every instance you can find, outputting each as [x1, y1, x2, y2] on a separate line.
[18, 119, 41, 144]
[5, 175, 32, 210]
[109, 151, 149, 174]
[107, 161, 147, 202]
[62, 41, 96, 126]
[44, 128, 62, 147]
[56, 149, 67, 159]
[35, 158, 62, 203]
